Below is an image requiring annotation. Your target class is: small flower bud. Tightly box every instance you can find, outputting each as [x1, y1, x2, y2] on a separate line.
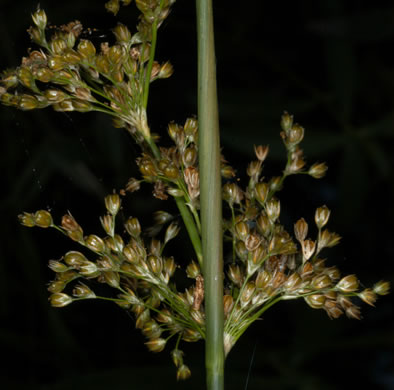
[47, 280, 66, 293]
[164, 257, 176, 277]
[125, 177, 141, 192]
[186, 261, 200, 279]
[234, 221, 249, 241]
[125, 217, 141, 238]
[33, 210, 52, 228]
[113, 23, 132, 43]
[19, 212, 35, 227]
[148, 255, 163, 275]
[77, 39, 96, 59]
[105, 193, 121, 216]
[358, 288, 377, 306]
[48, 260, 69, 273]
[103, 270, 120, 288]
[19, 94, 39, 110]
[280, 111, 293, 132]
[145, 338, 166, 353]
[345, 305, 361, 320]
[223, 183, 243, 206]
[315, 205, 331, 229]
[240, 281, 256, 306]
[255, 269, 271, 289]
[266, 199, 280, 222]
[373, 280, 390, 296]
[255, 182, 269, 203]
[228, 264, 243, 287]
[254, 145, 269, 162]
[305, 294, 326, 309]
[158, 61, 173, 79]
[283, 272, 302, 291]
[177, 364, 191, 381]
[336, 275, 359, 293]
[85, 235, 106, 253]
[308, 162, 328, 179]
[302, 239, 316, 262]
[311, 274, 332, 290]
[245, 234, 261, 252]
[167, 188, 184, 197]
[32, 8, 47, 30]
[123, 244, 139, 264]
[294, 218, 308, 243]
[256, 213, 271, 237]
[79, 261, 98, 276]
[223, 295, 234, 318]
[73, 283, 96, 299]
[171, 349, 184, 368]
[288, 123, 304, 145]
[64, 251, 87, 267]
[63, 49, 81, 65]
[49, 292, 72, 307]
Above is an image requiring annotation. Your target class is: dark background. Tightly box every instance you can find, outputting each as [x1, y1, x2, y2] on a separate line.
[1, 1, 393, 389]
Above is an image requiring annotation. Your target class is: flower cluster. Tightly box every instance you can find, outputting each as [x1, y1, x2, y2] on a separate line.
[4, 2, 390, 381]
[0, 2, 174, 143]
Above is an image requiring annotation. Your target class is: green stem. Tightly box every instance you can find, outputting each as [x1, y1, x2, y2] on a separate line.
[196, 1, 224, 389]
[174, 196, 203, 267]
[142, 0, 164, 110]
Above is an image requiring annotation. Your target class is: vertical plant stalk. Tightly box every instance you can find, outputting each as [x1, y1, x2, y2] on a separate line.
[196, 1, 224, 389]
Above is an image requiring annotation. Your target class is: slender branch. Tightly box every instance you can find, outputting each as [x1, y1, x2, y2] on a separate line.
[196, 0, 224, 389]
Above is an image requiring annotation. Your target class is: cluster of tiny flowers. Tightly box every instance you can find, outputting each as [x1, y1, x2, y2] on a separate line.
[0, 2, 174, 142]
[19, 193, 202, 380]
[220, 112, 390, 354]
[4, 2, 390, 380]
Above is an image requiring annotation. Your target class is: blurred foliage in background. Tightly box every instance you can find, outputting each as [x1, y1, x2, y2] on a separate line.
[1, 0, 393, 389]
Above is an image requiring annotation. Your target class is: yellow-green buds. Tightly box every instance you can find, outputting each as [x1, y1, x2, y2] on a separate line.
[105, 193, 121, 215]
[61, 214, 83, 242]
[77, 40, 96, 59]
[255, 182, 269, 203]
[358, 288, 377, 306]
[113, 23, 132, 44]
[234, 221, 249, 241]
[336, 275, 359, 292]
[73, 283, 96, 299]
[145, 338, 166, 353]
[125, 217, 141, 238]
[85, 234, 106, 253]
[171, 349, 184, 368]
[308, 162, 328, 179]
[223, 183, 243, 206]
[373, 280, 390, 296]
[311, 274, 332, 290]
[305, 294, 325, 309]
[315, 205, 330, 229]
[48, 260, 69, 273]
[266, 199, 280, 222]
[280, 111, 293, 132]
[32, 8, 47, 30]
[34, 210, 53, 227]
[176, 364, 191, 381]
[64, 251, 87, 267]
[164, 222, 180, 244]
[49, 292, 73, 307]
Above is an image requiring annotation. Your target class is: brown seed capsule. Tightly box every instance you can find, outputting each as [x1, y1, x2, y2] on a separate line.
[222, 183, 243, 206]
[63, 49, 81, 65]
[254, 145, 269, 162]
[123, 244, 139, 264]
[308, 162, 328, 179]
[104, 193, 121, 216]
[95, 55, 110, 74]
[336, 275, 359, 293]
[17, 67, 36, 90]
[358, 288, 377, 306]
[311, 274, 332, 290]
[48, 55, 66, 71]
[283, 272, 302, 291]
[345, 305, 361, 320]
[235, 240, 248, 261]
[302, 239, 316, 262]
[158, 61, 174, 79]
[294, 218, 308, 243]
[240, 281, 256, 305]
[266, 199, 280, 222]
[223, 295, 234, 318]
[256, 213, 271, 237]
[315, 205, 330, 229]
[255, 269, 271, 289]
[103, 270, 120, 288]
[113, 23, 131, 43]
[288, 123, 304, 145]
